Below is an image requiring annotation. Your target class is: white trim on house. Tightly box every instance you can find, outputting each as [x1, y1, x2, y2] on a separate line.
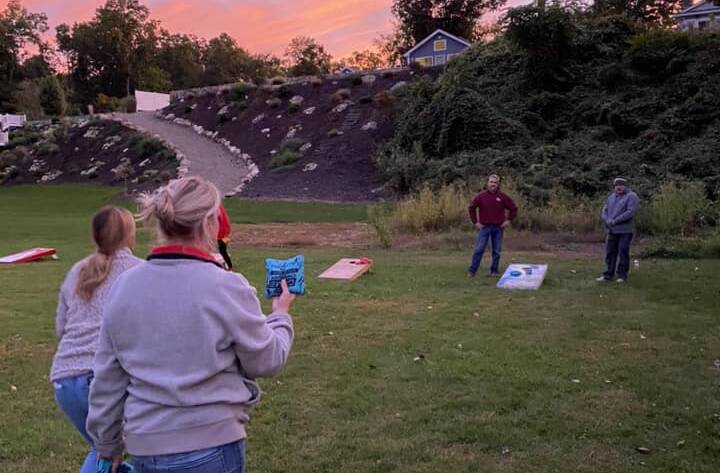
[674, 1, 720, 18]
[403, 29, 471, 59]
[434, 55, 447, 65]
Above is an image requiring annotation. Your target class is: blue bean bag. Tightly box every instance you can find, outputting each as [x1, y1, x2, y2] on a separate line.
[264, 255, 305, 298]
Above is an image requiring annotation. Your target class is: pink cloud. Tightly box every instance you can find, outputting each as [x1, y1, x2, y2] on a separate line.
[3, 0, 529, 59]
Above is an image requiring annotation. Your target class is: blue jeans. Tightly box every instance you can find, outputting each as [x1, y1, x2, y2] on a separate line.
[133, 441, 245, 473]
[469, 225, 504, 274]
[53, 373, 97, 473]
[604, 232, 633, 280]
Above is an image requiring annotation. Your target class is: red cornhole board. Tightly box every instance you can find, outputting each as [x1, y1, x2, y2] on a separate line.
[0, 248, 56, 264]
[319, 258, 372, 281]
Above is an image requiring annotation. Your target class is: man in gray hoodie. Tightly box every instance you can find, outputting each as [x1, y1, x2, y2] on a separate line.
[597, 177, 640, 283]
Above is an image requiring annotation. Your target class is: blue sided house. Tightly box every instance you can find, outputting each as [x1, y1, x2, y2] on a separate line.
[403, 29, 472, 67]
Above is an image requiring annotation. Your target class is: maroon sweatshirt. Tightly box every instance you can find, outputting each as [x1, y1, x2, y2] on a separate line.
[468, 190, 518, 226]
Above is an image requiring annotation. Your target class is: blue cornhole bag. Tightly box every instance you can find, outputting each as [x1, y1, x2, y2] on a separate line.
[264, 255, 305, 299]
[97, 459, 133, 473]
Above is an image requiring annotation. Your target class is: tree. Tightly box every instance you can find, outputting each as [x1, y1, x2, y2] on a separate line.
[39, 75, 66, 116]
[592, 0, 684, 28]
[0, 0, 48, 111]
[202, 33, 256, 85]
[338, 49, 384, 71]
[285, 36, 332, 76]
[155, 32, 205, 89]
[56, 0, 159, 104]
[388, 0, 506, 60]
[20, 54, 53, 80]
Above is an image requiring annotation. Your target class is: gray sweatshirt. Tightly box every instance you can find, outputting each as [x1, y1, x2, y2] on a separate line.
[601, 190, 640, 234]
[50, 248, 142, 382]
[86, 257, 294, 458]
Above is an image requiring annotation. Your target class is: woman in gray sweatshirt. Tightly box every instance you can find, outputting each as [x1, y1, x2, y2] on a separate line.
[87, 176, 295, 473]
[51, 207, 141, 473]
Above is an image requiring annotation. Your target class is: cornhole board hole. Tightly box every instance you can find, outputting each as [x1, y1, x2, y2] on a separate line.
[497, 264, 548, 290]
[0, 247, 56, 264]
[319, 258, 372, 281]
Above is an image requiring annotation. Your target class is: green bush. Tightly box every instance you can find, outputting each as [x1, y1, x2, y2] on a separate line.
[391, 184, 471, 234]
[275, 85, 291, 99]
[282, 138, 306, 152]
[270, 149, 300, 169]
[228, 83, 252, 102]
[118, 96, 137, 113]
[639, 181, 710, 235]
[625, 30, 690, 77]
[367, 204, 394, 248]
[132, 136, 165, 159]
[39, 76, 66, 116]
[640, 231, 720, 259]
[95, 94, 120, 113]
[331, 88, 351, 104]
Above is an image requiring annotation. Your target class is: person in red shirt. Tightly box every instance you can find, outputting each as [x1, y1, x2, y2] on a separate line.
[467, 174, 518, 277]
[217, 204, 233, 270]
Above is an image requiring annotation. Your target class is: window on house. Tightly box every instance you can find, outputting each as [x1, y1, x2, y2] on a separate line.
[415, 57, 433, 67]
[435, 55, 446, 65]
[433, 40, 447, 51]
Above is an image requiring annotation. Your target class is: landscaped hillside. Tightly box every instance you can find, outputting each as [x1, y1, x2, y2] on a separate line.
[0, 119, 179, 189]
[159, 70, 429, 201]
[379, 11, 720, 204]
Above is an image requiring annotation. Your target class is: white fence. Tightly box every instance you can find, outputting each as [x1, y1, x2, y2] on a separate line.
[135, 90, 170, 111]
[0, 114, 26, 132]
[0, 114, 26, 146]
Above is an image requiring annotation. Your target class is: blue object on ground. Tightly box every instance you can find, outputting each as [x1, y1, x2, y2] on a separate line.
[265, 255, 305, 298]
[510, 270, 522, 277]
[97, 459, 133, 473]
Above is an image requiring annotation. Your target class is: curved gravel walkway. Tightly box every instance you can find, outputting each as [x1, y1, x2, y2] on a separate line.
[113, 112, 251, 195]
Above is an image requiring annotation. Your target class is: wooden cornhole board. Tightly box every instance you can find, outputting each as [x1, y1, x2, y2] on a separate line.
[0, 247, 56, 264]
[319, 258, 371, 281]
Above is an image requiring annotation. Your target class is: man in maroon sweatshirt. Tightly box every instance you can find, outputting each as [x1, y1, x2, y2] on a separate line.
[467, 174, 518, 277]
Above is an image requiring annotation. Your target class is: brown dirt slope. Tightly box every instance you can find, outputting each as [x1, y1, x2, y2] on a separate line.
[161, 70, 430, 202]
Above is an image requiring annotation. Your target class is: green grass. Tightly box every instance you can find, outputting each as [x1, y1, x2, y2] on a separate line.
[1, 185, 719, 472]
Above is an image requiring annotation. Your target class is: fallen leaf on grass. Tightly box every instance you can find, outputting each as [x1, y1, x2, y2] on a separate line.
[636, 447, 651, 454]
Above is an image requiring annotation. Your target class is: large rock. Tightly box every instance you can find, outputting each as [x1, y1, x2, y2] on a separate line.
[289, 95, 305, 106]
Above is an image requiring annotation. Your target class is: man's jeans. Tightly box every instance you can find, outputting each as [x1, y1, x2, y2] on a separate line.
[133, 441, 245, 473]
[604, 232, 633, 280]
[53, 373, 96, 473]
[469, 225, 504, 275]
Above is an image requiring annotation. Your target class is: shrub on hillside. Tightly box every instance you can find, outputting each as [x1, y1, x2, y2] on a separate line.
[358, 95, 372, 104]
[229, 83, 252, 102]
[391, 184, 471, 234]
[95, 94, 120, 113]
[118, 96, 137, 113]
[288, 103, 301, 113]
[275, 85, 291, 99]
[625, 30, 690, 78]
[310, 76, 324, 87]
[373, 90, 396, 109]
[270, 149, 300, 169]
[331, 88, 351, 104]
[349, 74, 363, 86]
[271, 76, 288, 85]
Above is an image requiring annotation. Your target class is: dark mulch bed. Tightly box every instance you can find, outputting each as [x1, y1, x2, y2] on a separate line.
[0, 119, 178, 190]
[163, 69, 437, 202]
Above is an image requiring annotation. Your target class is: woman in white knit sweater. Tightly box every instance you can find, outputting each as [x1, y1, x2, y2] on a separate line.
[50, 207, 141, 473]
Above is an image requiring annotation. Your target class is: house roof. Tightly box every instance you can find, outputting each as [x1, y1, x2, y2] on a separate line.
[675, 1, 720, 18]
[403, 29, 472, 58]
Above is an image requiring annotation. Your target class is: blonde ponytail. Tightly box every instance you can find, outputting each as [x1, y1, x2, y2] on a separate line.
[75, 207, 136, 301]
[138, 177, 221, 250]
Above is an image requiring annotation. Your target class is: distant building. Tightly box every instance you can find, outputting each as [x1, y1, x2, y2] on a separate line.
[337, 66, 357, 75]
[675, 0, 720, 31]
[0, 114, 26, 146]
[403, 29, 471, 67]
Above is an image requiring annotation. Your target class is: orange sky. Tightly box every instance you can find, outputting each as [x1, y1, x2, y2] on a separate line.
[4, 0, 523, 58]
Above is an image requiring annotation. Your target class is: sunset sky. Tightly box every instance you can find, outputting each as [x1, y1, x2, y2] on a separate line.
[5, 0, 524, 58]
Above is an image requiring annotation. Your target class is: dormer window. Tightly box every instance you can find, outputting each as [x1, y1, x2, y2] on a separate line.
[434, 39, 447, 51]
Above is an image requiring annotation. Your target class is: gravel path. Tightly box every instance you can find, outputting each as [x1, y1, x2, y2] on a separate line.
[114, 112, 251, 195]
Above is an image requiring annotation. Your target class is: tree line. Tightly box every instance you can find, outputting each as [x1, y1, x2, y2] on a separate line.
[1, 0, 683, 117]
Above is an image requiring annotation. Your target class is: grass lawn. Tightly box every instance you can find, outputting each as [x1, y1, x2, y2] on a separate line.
[1, 185, 719, 472]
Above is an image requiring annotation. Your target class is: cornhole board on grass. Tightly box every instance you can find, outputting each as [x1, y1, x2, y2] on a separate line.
[319, 258, 371, 281]
[497, 264, 548, 290]
[0, 247, 56, 264]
